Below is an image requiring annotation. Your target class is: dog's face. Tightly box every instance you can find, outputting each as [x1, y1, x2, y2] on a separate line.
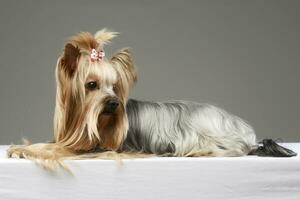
[53, 29, 136, 152]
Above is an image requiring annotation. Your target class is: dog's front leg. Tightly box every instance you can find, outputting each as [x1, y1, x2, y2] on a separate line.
[7, 143, 76, 171]
[7, 143, 75, 160]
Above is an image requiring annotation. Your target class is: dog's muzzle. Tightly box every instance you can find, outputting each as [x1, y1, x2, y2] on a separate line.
[103, 98, 120, 114]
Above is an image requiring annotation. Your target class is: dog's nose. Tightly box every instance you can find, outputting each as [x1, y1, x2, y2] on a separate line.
[105, 99, 120, 113]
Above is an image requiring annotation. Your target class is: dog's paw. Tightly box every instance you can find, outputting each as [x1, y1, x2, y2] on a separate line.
[7, 143, 73, 160]
[7, 144, 43, 159]
[7, 143, 74, 172]
[7, 145, 31, 159]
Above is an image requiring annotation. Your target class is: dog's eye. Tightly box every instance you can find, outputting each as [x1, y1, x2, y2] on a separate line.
[85, 81, 98, 90]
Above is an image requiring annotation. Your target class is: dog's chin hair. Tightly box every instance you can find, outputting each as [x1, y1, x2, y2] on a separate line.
[86, 100, 104, 142]
[97, 103, 128, 151]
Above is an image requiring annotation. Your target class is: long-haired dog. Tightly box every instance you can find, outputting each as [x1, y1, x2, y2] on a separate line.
[7, 29, 296, 169]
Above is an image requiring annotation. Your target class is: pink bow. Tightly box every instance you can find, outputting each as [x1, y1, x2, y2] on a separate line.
[90, 48, 105, 62]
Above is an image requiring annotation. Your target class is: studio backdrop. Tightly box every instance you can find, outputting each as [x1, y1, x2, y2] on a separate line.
[0, 0, 299, 144]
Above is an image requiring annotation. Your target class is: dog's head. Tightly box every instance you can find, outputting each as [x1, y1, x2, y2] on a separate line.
[54, 29, 136, 151]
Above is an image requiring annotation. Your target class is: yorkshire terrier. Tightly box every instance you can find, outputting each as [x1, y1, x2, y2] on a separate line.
[7, 29, 296, 167]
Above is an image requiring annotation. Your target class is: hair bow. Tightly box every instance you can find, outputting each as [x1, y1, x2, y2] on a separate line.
[90, 48, 105, 62]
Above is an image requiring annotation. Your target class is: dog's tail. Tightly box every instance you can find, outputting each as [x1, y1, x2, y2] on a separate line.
[249, 139, 297, 157]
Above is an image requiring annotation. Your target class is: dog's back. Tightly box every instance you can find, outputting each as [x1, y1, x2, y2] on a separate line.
[124, 99, 257, 156]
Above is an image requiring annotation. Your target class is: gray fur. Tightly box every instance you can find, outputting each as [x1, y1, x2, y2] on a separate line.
[123, 99, 257, 156]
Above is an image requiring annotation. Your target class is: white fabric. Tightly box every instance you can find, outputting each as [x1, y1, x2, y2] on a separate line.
[0, 144, 300, 200]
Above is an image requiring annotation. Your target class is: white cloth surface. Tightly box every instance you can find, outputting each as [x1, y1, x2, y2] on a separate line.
[0, 144, 300, 200]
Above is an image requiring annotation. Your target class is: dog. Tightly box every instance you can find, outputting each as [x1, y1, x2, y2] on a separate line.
[7, 29, 296, 167]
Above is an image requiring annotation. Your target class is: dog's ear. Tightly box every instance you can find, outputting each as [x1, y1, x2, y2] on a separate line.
[94, 29, 118, 45]
[111, 48, 137, 101]
[60, 43, 81, 77]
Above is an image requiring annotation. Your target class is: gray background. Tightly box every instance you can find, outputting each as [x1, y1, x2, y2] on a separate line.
[0, 0, 299, 144]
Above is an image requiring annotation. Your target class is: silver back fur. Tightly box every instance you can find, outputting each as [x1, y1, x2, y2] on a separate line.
[123, 99, 257, 157]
